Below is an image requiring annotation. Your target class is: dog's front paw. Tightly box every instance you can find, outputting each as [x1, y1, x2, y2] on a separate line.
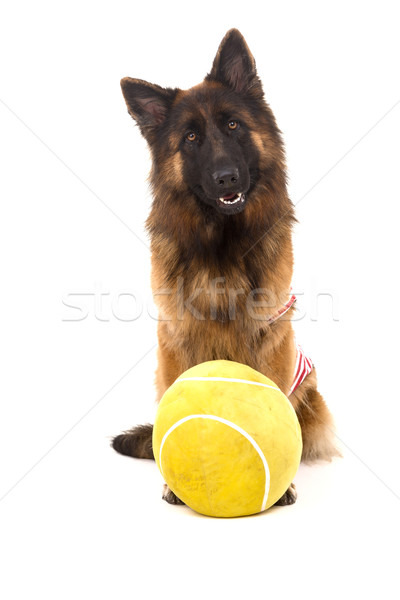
[162, 484, 185, 505]
[274, 483, 297, 506]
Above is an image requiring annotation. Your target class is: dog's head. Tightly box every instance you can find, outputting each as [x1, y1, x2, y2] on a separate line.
[121, 29, 284, 217]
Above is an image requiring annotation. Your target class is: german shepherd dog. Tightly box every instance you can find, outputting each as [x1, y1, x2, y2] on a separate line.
[112, 29, 339, 506]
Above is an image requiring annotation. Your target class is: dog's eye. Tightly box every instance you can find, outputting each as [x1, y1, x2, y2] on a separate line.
[228, 120, 239, 130]
[186, 131, 197, 142]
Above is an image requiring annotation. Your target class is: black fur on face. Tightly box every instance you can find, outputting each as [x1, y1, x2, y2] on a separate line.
[121, 29, 284, 217]
[166, 86, 263, 215]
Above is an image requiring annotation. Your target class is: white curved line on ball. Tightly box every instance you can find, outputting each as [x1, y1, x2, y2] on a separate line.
[159, 414, 271, 513]
[175, 376, 280, 391]
[173, 376, 298, 420]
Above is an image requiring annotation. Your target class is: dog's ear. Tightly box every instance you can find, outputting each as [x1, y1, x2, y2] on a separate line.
[120, 78, 177, 139]
[207, 29, 263, 97]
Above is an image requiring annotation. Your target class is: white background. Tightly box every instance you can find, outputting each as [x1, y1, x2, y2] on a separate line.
[1, 1, 399, 598]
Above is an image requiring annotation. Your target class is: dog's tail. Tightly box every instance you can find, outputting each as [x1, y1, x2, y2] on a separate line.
[111, 423, 154, 459]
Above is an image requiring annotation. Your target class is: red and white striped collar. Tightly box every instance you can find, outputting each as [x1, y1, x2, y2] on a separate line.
[263, 288, 313, 393]
[266, 290, 297, 325]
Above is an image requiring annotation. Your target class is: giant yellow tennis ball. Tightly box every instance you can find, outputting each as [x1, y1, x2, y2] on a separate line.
[153, 360, 302, 518]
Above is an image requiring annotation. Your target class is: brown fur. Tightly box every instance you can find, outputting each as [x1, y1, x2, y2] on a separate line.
[112, 29, 340, 507]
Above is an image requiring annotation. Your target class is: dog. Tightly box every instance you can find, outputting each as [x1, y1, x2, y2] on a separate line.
[112, 29, 339, 506]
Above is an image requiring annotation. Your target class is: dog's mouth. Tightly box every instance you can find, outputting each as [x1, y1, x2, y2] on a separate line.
[218, 192, 244, 205]
[215, 192, 247, 213]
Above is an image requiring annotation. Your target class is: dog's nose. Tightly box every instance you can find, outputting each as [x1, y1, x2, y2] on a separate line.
[212, 168, 240, 189]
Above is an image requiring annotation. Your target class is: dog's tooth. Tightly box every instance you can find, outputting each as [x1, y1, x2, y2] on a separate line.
[218, 193, 245, 206]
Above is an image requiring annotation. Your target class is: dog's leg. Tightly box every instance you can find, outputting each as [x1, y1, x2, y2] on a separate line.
[274, 483, 297, 506]
[295, 384, 341, 462]
[154, 325, 184, 401]
[162, 484, 185, 505]
[112, 423, 154, 459]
